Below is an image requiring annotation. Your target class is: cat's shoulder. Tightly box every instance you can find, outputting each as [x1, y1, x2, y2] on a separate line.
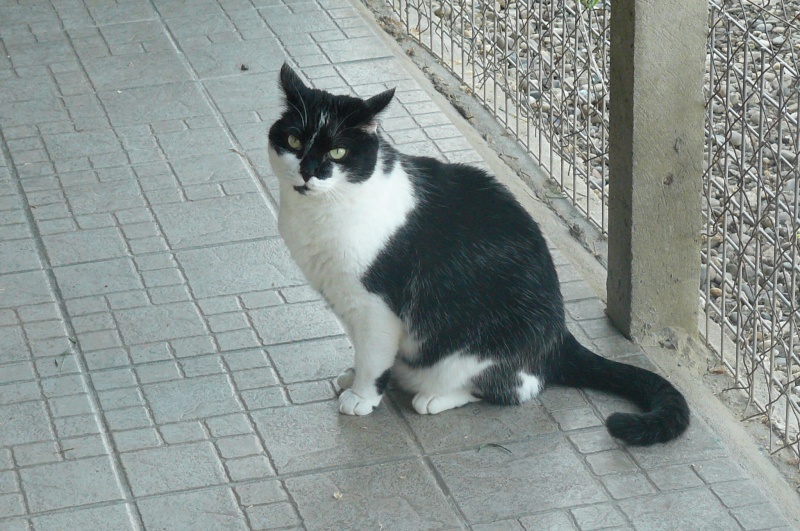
[397, 153, 515, 200]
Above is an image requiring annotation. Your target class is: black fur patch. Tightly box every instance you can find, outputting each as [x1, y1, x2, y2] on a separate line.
[362, 151, 565, 374]
[374, 369, 392, 395]
[360, 140, 688, 446]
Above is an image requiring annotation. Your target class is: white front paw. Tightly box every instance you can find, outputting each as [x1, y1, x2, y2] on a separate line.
[338, 389, 382, 415]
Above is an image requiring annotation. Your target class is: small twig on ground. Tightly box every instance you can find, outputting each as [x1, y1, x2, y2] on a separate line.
[478, 443, 513, 455]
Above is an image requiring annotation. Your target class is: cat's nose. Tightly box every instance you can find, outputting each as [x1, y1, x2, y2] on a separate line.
[300, 158, 318, 182]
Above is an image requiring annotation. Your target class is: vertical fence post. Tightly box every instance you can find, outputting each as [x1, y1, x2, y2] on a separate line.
[607, 0, 708, 339]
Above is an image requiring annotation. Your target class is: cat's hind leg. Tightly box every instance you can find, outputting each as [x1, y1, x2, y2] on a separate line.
[393, 354, 492, 415]
[412, 390, 481, 414]
[472, 365, 543, 405]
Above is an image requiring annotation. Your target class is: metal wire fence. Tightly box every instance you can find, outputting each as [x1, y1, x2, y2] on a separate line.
[703, 0, 799, 457]
[386, 0, 800, 458]
[388, 0, 610, 230]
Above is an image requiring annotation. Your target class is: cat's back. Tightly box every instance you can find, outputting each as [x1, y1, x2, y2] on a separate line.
[401, 155, 546, 247]
[365, 153, 563, 345]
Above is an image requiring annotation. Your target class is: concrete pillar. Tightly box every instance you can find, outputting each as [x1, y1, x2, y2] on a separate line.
[607, 0, 707, 339]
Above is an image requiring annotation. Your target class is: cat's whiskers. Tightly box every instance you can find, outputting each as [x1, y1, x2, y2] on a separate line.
[326, 184, 347, 209]
[289, 92, 309, 129]
[286, 101, 306, 129]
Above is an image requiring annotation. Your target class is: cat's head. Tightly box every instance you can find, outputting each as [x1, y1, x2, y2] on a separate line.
[268, 64, 395, 196]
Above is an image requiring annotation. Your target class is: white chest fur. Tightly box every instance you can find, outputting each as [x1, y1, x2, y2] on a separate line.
[277, 159, 416, 308]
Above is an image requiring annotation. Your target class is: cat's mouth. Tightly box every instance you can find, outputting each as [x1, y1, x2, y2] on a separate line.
[293, 184, 310, 195]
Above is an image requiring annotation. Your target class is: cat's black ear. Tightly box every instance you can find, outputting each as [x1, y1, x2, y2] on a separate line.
[359, 88, 395, 134]
[279, 63, 309, 101]
[365, 88, 395, 117]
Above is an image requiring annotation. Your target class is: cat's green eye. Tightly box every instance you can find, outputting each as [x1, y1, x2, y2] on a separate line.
[329, 147, 347, 160]
[287, 135, 302, 150]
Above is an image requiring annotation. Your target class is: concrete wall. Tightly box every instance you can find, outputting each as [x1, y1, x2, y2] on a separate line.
[607, 0, 708, 339]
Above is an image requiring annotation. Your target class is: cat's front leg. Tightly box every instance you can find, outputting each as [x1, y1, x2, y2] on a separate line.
[338, 297, 403, 416]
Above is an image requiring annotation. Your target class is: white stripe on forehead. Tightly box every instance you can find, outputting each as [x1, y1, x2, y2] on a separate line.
[303, 129, 319, 157]
[302, 112, 330, 157]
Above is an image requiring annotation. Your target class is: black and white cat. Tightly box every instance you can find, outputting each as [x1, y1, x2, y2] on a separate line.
[268, 64, 689, 445]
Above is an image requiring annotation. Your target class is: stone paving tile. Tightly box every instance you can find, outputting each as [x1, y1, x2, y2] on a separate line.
[625, 415, 728, 469]
[19, 456, 123, 512]
[85, 1, 157, 25]
[143, 374, 241, 424]
[184, 37, 285, 78]
[153, 194, 278, 249]
[268, 336, 352, 383]
[286, 379, 337, 403]
[176, 240, 304, 298]
[0, 401, 53, 446]
[0, 0, 795, 528]
[585, 449, 640, 476]
[710, 479, 771, 509]
[0, 326, 28, 364]
[83, 51, 192, 91]
[430, 436, 607, 523]
[138, 487, 248, 530]
[205, 73, 285, 114]
[99, 82, 213, 127]
[647, 463, 705, 491]
[591, 333, 645, 359]
[120, 441, 229, 496]
[249, 300, 344, 344]
[43, 227, 129, 266]
[568, 427, 620, 454]
[286, 459, 459, 529]
[62, 180, 146, 215]
[600, 471, 658, 501]
[519, 511, 578, 530]
[0, 239, 40, 273]
[473, 520, 527, 531]
[691, 457, 749, 484]
[31, 504, 137, 531]
[618, 488, 740, 529]
[170, 151, 253, 186]
[13, 441, 60, 468]
[164, 12, 238, 46]
[0, 271, 54, 309]
[157, 126, 234, 160]
[0, 98, 70, 129]
[731, 502, 791, 530]
[253, 400, 415, 474]
[571, 503, 628, 529]
[396, 394, 558, 453]
[549, 405, 604, 431]
[115, 302, 206, 344]
[320, 34, 391, 62]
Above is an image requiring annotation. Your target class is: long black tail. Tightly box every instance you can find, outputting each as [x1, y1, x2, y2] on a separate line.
[546, 333, 690, 446]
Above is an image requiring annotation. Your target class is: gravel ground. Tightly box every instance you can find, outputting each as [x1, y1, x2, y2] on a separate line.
[701, 0, 799, 442]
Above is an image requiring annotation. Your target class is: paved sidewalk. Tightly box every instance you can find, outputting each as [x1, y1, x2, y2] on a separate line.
[0, 0, 794, 529]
